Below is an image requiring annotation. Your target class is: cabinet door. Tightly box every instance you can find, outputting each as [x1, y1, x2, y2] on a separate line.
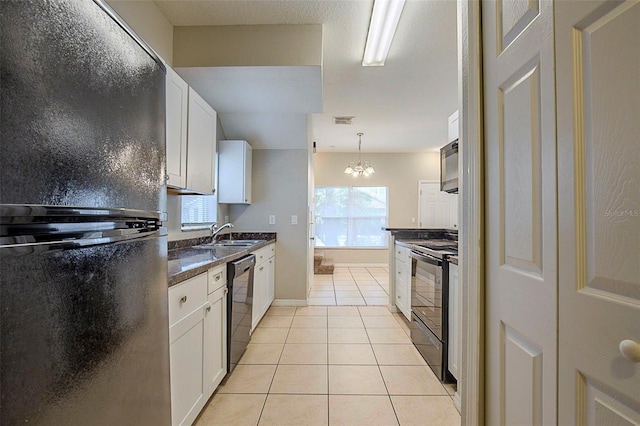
[447, 263, 459, 380]
[166, 67, 188, 188]
[169, 305, 207, 426]
[252, 262, 267, 331]
[186, 88, 216, 194]
[218, 140, 252, 204]
[395, 258, 410, 320]
[267, 257, 275, 305]
[244, 143, 252, 203]
[204, 285, 227, 397]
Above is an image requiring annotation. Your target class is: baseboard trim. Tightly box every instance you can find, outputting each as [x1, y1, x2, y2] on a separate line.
[333, 263, 389, 268]
[272, 299, 307, 307]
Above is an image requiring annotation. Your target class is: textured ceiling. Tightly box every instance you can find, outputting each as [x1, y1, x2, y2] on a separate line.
[155, 0, 458, 152]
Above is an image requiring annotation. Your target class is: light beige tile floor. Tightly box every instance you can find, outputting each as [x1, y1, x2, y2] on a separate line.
[309, 266, 390, 306]
[196, 305, 460, 426]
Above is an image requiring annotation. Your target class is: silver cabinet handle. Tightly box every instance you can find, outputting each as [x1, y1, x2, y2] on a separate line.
[619, 339, 640, 363]
[259, 266, 264, 271]
[206, 306, 211, 312]
[215, 274, 221, 281]
[180, 296, 187, 303]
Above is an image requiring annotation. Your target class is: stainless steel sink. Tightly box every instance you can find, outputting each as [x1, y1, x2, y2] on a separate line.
[199, 240, 264, 247]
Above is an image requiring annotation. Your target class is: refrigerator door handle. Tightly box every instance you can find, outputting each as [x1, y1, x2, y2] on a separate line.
[0, 228, 163, 257]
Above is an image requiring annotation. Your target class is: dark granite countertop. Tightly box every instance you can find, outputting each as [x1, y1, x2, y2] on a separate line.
[395, 239, 433, 249]
[168, 233, 276, 287]
[383, 227, 458, 241]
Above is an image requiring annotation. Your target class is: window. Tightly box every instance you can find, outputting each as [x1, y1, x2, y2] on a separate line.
[181, 195, 217, 231]
[315, 186, 388, 248]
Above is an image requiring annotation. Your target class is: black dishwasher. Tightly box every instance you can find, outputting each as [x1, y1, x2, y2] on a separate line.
[226, 254, 256, 377]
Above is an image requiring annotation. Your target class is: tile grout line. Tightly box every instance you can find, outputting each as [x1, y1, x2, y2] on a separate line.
[326, 311, 330, 425]
[348, 267, 369, 306]
[359, 307, 402, 426]
[256, 317, 293, 425]
[332, 273, 337, 306]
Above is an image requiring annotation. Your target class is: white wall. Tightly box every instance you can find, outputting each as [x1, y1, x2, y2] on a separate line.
[229, 150, 309, 302]
[314, 152, 440, 264]
[107, 0, 174, 65]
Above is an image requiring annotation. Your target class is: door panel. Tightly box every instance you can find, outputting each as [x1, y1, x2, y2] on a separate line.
[497, 0, 541, 52]
[556, 1, 640, 423]
[503, 325, 543, 425]
[483, 0, 557, 424]
[500, 57, 543, 275]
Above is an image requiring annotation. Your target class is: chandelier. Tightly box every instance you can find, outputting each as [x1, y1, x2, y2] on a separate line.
[344, 133, 376, 177]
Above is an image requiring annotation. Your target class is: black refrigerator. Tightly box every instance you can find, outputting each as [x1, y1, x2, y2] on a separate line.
[0, 1, 171, 424]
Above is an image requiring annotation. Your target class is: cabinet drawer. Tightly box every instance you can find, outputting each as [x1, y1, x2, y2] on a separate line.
[395, 244, 411, 263]
[253, 243, 274, 265]
[208, 265, 226, 294]
[169, 273, 208, 327]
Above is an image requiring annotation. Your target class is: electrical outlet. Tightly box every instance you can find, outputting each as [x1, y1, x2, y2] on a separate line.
[269, 215, 276, 225]
[291, 215, 298, 225]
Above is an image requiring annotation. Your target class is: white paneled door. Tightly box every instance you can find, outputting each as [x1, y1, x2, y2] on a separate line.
[483, 0, 557, 424]
[418, 181, 458, 228]
[556, 1, 640, 424]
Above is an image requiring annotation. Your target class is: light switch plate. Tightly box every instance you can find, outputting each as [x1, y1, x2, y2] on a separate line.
[269, 215, 276, 225]
[291, 215, 298, 225]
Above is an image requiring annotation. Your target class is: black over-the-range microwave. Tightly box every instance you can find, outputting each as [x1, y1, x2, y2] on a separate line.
[440, 139, 459, 193]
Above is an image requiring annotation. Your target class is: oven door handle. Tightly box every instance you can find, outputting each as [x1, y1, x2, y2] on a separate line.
[410, 251, 441, 266]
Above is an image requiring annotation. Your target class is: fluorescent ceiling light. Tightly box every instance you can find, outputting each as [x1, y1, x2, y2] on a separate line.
[362, 0, 406, 66]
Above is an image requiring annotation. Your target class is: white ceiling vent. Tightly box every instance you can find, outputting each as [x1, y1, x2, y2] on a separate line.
[333, 116, 355, 125]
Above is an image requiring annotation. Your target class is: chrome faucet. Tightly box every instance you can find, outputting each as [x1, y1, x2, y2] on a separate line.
[210, 222, 234, 239]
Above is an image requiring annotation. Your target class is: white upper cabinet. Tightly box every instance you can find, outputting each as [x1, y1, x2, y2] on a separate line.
[186, 87, 217, 195]
[218, 140, 252, 204]
[165, 68, 218, 195]
[165, 67, 188, 189]
[448, 110, 459, 142]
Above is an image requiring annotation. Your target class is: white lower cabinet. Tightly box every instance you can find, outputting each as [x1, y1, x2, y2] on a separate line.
[169, 265, 227, 426]
[251, 243, 276, 331]
[204, 267, 227, 396]
[267, 257, 275, 306]
[394, 244, 412, 321]
[447, 261, 460, 381]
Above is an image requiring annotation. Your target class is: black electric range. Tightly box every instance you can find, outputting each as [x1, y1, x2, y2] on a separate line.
[408, 239, 458, 383]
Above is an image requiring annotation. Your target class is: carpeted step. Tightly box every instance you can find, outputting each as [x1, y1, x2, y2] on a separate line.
[316, 263, 335, 275]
